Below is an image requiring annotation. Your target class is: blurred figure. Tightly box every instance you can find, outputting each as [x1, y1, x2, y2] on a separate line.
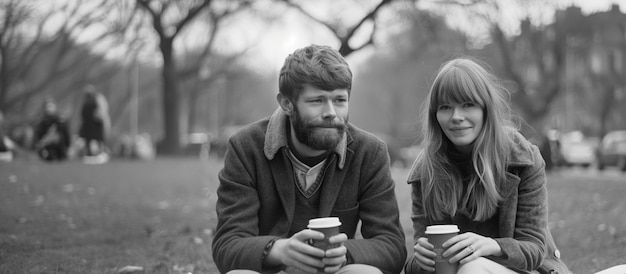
[0, 111, 16, 162]
[79, 85, 111, 164]
[113, 133, 155, 160]
[33, 98, 71, 161]
[9, 123, 34, 150]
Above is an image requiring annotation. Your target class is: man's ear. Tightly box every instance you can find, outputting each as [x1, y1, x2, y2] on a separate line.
[276, 93, 294, 116]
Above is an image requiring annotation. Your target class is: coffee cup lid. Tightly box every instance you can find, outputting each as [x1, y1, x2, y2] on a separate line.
[425, 225, 459, 234]
[308, 217, 341, 228]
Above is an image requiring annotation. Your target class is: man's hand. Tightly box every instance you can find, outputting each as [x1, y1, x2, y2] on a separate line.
[320, 233, 348, 273]
[265, 230, 326, 273]
[413, 237, 436, 272]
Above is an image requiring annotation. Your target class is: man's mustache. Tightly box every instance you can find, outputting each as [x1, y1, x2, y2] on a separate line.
[309, 122, 345, 129]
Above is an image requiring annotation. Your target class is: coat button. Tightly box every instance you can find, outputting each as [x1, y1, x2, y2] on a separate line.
[554, 249, 561, 258]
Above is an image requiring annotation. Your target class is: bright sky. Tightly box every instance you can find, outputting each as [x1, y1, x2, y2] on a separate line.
[220, 0, 624, 73]
[29, 0, 624, 72]
[415, 0, 625, 48]
[210, 2, 371, 73]
[215, 9, 338, 73]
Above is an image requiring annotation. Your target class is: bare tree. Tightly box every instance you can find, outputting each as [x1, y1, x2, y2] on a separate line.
[586, 13, 626, 137]
[495, 19, 566, 127]
[280, 0, 396, 56]
[183, 51, 248, 134]
[0, 0, 134, 117]
[425, 0, 580, 129]
[136, 0, 251, 154]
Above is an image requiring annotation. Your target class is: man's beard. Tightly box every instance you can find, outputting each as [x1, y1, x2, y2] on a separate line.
[291, 109, 347, 151]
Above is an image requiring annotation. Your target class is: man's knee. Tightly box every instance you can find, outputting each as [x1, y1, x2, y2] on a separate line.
[225, 264, 383, 274]
[226, 270, 261, 274]
[336, 264, 383, 274]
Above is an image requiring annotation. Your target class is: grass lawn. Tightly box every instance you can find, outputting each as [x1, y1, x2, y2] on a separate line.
[1, 158, 625, 273]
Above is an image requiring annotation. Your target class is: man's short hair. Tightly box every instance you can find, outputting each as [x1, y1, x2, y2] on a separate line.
[278, 44, 352, 101]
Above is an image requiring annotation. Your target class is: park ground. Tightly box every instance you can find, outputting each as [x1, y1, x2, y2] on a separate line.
[1, 157, 625, 273]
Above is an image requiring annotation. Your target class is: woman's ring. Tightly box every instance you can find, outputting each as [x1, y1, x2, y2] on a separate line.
[467, 246, 475, 253]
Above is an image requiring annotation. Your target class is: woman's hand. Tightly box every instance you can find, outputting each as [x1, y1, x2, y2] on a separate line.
[442, 232, 503, 264]
[413, 237, 436, 272]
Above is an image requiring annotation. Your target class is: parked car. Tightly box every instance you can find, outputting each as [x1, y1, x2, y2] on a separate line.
[596, 130, 626, 171]
[558, 131, 597, 168]
[560, 140, 596, 168]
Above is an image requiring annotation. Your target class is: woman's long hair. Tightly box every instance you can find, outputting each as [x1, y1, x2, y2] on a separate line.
[416, 58, 515, 221]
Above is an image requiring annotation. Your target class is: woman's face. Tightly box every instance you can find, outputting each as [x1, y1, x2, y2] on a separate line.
[436, 101, 484, 153]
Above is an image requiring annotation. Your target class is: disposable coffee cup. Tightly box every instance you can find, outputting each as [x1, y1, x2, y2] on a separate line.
[426, 225, 460, 274]
[307, 217, 341, 250]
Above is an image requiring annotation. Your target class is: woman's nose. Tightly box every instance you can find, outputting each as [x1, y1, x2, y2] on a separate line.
[451, 107, 464, 121]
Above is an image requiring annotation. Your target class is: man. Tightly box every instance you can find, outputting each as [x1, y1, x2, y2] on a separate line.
[212, 44, 406, 274]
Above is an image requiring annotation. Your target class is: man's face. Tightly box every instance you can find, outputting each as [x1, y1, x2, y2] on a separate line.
[290, 85, 349, 151]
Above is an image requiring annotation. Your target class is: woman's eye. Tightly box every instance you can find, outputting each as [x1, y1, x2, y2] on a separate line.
[438, 105, 451, 110]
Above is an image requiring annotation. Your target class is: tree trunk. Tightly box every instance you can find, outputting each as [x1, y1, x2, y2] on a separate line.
[0, 46, 8, 111]
[158, 37, 182, 154]
[187, 81, 201, 134]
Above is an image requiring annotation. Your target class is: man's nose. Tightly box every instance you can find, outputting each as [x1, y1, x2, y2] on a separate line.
[322, 101, 337, 119]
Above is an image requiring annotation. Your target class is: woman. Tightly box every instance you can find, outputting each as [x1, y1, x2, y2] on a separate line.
[79, 86, 111, 163]
[404, 58, 570, 274]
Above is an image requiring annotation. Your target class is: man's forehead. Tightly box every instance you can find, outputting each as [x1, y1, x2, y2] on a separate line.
[301, 85, 349, 97]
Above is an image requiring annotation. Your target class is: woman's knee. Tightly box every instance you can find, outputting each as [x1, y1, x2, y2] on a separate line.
[457, 257, 517, 274]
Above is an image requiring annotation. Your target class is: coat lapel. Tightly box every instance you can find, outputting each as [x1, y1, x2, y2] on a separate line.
[498, 172, 522, 236]
[318, 130, 354, 216]
[318, 155, 345, 216]
[269, 150, 295, 226]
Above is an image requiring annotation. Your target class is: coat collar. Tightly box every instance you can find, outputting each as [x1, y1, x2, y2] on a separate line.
[263, 108, 347, 169]
[506, 130, 536, 167]
[407, 130, 535, 183]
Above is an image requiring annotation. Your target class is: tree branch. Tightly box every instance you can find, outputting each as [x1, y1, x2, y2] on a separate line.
[281, 0, 393, 56]
[173, 0, 213, 37]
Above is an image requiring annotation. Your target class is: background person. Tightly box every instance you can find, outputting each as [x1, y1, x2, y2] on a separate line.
[79, 85, 111, 164]
[33, 98, 71, 161]
[405, 58, 571, 274]
[0, 111, 16, 162]
[212, 44, 406, 274]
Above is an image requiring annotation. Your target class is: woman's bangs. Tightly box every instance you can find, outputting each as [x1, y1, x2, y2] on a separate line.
[434, 70, 484, 107]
